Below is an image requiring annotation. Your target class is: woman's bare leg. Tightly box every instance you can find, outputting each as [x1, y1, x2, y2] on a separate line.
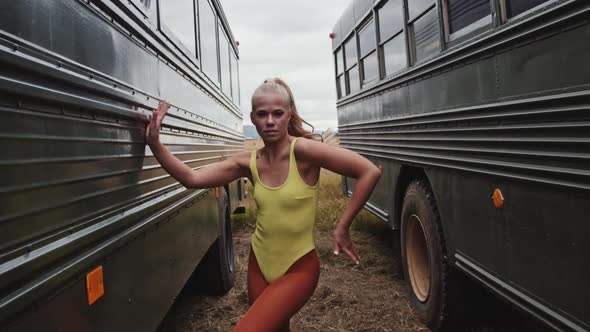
[234, 250, 320, 332]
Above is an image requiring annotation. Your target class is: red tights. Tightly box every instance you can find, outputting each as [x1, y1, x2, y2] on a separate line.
[233, 248, 320, 332]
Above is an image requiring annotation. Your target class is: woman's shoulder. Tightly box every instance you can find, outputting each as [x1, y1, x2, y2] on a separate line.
[293, 136, 334, 162]
[293, 135, 326, 152]
[228, 150, 254, 168]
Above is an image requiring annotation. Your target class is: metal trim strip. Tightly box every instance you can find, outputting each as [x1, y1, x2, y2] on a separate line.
[339, 140, 590, 161]
[338, 90, 590, 129]
[455, 253, 589, 331]
[342, 148, 590, 191]
[342, 144, 590, 180]
[0, 154, 235, 195]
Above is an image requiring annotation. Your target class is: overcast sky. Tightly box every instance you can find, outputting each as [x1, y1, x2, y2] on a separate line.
[219, 0, 350, 131]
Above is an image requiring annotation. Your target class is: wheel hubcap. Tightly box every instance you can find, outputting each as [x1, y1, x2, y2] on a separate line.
[406, 214, 431, 302]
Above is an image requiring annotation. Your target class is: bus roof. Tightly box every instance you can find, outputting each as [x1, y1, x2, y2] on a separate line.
[332, 0, 374, 51]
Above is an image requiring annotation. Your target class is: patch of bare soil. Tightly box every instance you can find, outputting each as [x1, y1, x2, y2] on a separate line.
[158, 221, 427, 332]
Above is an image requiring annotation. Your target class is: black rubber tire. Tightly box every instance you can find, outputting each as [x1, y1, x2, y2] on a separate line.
[400, 180, 450, 331]
[192, 188, 235, 295]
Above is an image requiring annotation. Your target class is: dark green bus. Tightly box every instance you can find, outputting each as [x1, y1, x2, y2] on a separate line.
[0, 0, 244, 330]
[332, 0, 589, 330]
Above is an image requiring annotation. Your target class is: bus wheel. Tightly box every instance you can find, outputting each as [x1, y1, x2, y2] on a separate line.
[193, 188, 235, 295]
[401, 180, 449, 331]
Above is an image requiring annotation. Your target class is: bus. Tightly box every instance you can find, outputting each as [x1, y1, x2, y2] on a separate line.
[0, 0, 244, 330]
[331, 0, 589, 330]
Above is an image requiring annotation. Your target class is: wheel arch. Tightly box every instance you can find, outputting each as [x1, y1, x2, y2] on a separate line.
[395, 166, 454, 264]
[394, 165, 428, 230]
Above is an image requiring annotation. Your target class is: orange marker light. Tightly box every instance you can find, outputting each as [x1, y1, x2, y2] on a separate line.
[215, 187, 219, 199]
[492, 189, 504, 208]
[86, 266, 105, 305]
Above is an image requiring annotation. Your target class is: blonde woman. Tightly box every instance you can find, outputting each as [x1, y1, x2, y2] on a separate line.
[146, 78, 381, 332]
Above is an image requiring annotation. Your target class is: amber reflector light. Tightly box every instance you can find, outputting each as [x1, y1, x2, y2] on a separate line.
[86, 266, 105, 305]
[493, 189, 504, 208]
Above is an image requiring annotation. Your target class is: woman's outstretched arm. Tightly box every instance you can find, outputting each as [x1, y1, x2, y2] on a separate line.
[296, 138, 382, 264]
[146, 101, 250, 189]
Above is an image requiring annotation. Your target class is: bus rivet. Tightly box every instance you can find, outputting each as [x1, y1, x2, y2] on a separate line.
[492, 189, 504, 208]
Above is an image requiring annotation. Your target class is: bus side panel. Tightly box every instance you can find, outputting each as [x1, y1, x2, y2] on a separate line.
[430, 16, 590, 328]
[337, 85, 408, 125]
[428, 167, 590, 329]
[0, 0, 160, 96]
[496, 21, 590, 99]
[426, 168, 508, 276]
[338, 86, 408, 227]
[343, 157, 399, 227]
[5, 193, 219, 332]
[157, 60, 243, 133]
[408, 58, 497, 114]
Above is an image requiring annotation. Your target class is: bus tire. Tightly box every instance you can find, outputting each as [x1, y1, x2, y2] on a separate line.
[401, 180, 450, 331]
[193, 188, 235, 295]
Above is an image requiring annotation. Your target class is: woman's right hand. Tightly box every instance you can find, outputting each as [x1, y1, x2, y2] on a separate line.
[333, 225, 360, 265]
[146, 101, 170, 146]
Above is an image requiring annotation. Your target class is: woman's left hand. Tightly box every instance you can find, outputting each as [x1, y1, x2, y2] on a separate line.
[146, 101, 170, 146]
[333, 226, 360, 265]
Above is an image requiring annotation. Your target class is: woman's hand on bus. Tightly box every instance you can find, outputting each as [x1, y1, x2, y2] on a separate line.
[333, 225, 360, 265]
[146, 101, 170, 146]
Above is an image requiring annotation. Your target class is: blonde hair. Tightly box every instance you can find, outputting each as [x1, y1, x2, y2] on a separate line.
[251, 78, 313, 138]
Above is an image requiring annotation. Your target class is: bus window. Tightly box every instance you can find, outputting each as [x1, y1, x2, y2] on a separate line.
[344, 35, 359, 94]
[378, 0, 406, 77]
[231, 52, 240, 105]
[383, 34, 406, 76]
[199, 0, 220, 85]
[336, 48, 344, 76]
[378, 0, 403, 42]
[359, 19, 378, 85]
[219, 25, 232, 98]
[335, 48, 344, 98]
[159, 0, 197, 58]
[409, 3, 440, 64]
[348, 64, 360, 95]
[344, 35, 357, 71]
[504, 0, 550, 19]
[443, 0, 491, 41]
[407, 0, 435, 22]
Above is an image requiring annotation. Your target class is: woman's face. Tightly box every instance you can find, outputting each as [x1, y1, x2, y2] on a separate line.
[251, 92, 291, 143]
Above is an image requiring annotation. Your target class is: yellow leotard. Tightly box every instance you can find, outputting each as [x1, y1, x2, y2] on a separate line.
[249, 137, 319, 283]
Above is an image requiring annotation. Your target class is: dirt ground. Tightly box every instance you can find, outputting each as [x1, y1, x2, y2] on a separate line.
[158, 221, 427, 332]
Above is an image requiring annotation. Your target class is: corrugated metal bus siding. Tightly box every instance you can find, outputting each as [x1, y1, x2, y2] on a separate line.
[0, 0, 243, 329]
[337, 2, 590, 330]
